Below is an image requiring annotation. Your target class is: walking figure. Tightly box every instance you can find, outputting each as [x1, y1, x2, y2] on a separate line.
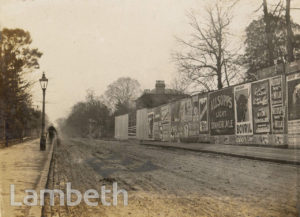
[47, 125, 57, 144]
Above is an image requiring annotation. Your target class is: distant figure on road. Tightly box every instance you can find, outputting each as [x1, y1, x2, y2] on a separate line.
[47, 126, 57, 144]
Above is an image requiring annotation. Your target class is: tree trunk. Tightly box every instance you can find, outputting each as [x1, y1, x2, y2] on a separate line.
[217, 74, 223, 90]
[224, 60, 230, 87]
[286, 0, 294, 62]
[217, 63, 223, 90]
[263, 0, 275, 66]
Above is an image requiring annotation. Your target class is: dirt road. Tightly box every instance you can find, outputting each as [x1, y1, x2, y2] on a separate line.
[43, 138, 300, 217]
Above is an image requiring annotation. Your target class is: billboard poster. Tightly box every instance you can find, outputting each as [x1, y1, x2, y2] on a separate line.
[153, 107, 162, 140]
[170, 123, 179, 141]
[287, 72, 300, 134]
[161, 104, 170, 123]
[234, 83, 253, 135]
[147, 112, 154, 139]
[171, 101, 180, 122]
[185, 98, 193, 122]
[161, 104, 171, 141]
[209, 87, 235, 135]
[170, 101, 180, 141]
[179, 99, 186, 137]
[188, 122, 199, 137]
[192, 95, 199, 122]
[179, 98, 192, 122]
[128, 112, 137, 137]
[199, 95, 208, 133]
[251, 80, 271, 134]
[270, 76, 284, 133]
[179, 98, 186, 122]
[187, 95, 199, 137]
[182, 123, 189, 137]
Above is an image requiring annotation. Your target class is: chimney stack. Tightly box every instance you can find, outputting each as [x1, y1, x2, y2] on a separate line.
[155, 80, 165, 94]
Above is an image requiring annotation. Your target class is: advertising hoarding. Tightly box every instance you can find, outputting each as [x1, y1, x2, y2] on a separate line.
[147, 112, 154, 139]
[209, 87, 235, 135]
[186, 98, 193, 122]
[270, 76, 285, 134]
[170, 101, 180, 141]
[171, 101, 180, 122]
[153, 107, 162, 140]
[189, 95, 199, 137]
[192, 95, 199, 122]
[179, 98, 192, 138]
[251, 80, 271, 134]
[128, 112, 137, 138]
[287, 72, 300, 134]
[179, 98, 186, 122]
[199, 94, 208, 133]
[161, 104, 171, 141]
[234, 83, 253, 135]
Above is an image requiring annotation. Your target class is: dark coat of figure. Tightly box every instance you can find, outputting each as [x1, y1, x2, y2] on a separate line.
[47, 126, 57, 144]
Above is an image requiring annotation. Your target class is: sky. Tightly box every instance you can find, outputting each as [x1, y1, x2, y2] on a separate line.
[0, 0, 300, 123]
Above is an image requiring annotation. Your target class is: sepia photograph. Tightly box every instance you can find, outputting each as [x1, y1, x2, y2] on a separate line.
[0, 0, 300, 216]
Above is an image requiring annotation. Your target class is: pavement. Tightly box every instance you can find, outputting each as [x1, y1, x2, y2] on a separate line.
[140, 140, 300, 165]
[0, 139, 54, 217]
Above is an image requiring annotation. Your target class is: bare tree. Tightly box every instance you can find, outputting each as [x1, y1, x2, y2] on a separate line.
[62, 90, 113, 138]
[173, 2, 239, 91]
[103, 77, 142, 114]
[170, 71, 191, 93]
[263, 0, 275, 66]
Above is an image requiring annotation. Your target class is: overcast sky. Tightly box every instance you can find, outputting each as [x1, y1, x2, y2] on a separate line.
[1, 0, 300, 123]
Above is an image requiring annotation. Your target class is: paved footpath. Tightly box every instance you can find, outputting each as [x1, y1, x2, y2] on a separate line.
[0, 140, 53, 217]
[141, 141, 300, 165]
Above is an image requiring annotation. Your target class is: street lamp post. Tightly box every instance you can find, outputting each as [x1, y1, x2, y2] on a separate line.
[39, 72, 48, 151]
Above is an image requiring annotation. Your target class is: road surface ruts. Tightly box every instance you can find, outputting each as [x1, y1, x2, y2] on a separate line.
[43, 138, 300, 217]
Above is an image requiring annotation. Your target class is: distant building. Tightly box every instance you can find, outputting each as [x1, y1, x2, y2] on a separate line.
[135, 80, 188, 109]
